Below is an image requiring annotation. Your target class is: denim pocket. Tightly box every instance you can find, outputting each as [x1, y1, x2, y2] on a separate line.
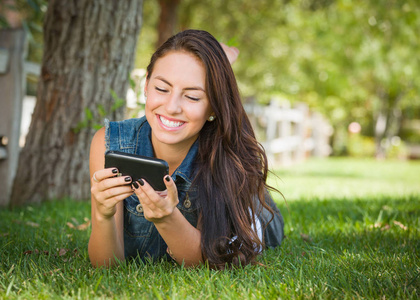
[123, 195, 154, 238]
[177, 191, 198, 228]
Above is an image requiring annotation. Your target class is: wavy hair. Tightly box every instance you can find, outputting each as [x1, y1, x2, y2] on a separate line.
[146, 29, 275, 269]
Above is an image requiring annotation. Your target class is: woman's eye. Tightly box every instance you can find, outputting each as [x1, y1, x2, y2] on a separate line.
[186, 96, 200, 101]
[155, 87, 168, 93]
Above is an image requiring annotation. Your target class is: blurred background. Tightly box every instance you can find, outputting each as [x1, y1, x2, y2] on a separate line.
[8, 0, 420, 159]
[138, 0, 420, 163]
[1, 0, 419, 205]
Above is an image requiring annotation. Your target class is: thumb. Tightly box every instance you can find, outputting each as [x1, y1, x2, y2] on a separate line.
[163, 175, 177, 198]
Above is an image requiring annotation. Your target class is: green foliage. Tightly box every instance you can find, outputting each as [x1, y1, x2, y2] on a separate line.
[135, 0, 420, 155]
[4, 1, 420, 153]
[0, 16, 8, 28]
[109, 89, 126, 112]
[386, 140, 409, 160]
[0, 0, 47, 63]
[73, 89, 127, 133]
[347, 134, 376, 158]
[1, 158, 419, 299]
[134, 1, 160, 68]
[401, 120, 420, 144]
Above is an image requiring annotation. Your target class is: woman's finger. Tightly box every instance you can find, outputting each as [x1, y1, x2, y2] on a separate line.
[91, 168, 119, 183]
[107, 191, 134, 206]
[135, 179, 161, 202]
[132, 179, 155, 207]
[163, 175, 177, 199]
[101, 184, 134, 200]
[98, 175, 132, 192]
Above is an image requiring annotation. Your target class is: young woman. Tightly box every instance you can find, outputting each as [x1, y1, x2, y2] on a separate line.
[88, 29, 284, 269]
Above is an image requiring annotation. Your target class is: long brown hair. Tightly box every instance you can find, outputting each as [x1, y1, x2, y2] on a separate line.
[146, 29, 274, 269]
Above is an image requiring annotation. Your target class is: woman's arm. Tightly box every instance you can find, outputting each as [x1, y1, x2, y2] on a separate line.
[88, 127, 133, 267]
[156, 207, 202, 266]
[133, 179, 203, 267]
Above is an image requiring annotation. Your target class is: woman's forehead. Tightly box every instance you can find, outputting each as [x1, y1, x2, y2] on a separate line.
[151, 51, 206, 88]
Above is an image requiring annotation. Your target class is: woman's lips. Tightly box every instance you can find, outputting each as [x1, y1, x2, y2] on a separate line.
[158, 115, 185, 129]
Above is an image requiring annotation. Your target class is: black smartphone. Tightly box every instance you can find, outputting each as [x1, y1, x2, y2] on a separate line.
[105, 150, 169, 191]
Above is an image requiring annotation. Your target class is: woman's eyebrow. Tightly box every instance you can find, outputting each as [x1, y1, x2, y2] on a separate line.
[155, 76, 172, 87]
[155, 76, 205, 92]
[184, 86, 205, 92]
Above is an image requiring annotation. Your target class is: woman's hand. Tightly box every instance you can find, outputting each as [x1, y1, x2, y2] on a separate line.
[220, 42, 240, 64]
[90, 168, 134, 220]
[132, 175, 179, 223]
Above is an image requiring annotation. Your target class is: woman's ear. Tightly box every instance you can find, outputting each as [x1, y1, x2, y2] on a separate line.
[208, 114, 216, 122]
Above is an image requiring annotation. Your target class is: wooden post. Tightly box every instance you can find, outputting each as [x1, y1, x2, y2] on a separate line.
[278, 101, 292, 166]
[0, 29, 26, 206]
[264, 101, 277, 167]
[294, 103, 309, 162]
[311, 112, 332, 157]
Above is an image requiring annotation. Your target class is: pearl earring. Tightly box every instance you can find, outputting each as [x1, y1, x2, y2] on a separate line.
[208, 115, 215, 122]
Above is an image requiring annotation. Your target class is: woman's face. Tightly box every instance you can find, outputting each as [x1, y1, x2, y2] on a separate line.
[145, 51, 213, 150]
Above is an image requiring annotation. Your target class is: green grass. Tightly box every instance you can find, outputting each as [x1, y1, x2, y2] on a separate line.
[1, 158, 419, 299]
[269, 157, 420, 201]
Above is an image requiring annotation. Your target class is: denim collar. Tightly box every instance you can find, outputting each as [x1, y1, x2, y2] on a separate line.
[136, 117, 198, 189]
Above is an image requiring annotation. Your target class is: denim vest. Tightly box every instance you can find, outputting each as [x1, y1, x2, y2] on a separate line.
[105, 116, 284, 261]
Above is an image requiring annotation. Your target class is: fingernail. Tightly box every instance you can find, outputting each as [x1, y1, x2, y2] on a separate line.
[124, 176, 131, 182]
[112, 168, 118, 174]
[165, 175, 171, 182]
[138, 179, 144, 186]
[132, 181, 139, 189]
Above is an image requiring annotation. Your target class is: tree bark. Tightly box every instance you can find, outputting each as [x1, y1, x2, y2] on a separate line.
[156, 0, 180, 48]
[10, 0, 143, 206]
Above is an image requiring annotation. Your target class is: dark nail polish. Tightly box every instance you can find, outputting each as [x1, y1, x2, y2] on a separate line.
[112, 168, 118, 174]
[132, 181, 139, 189]
[165, 175, 171, 182]
[124, 176, 131, 182]
[138, 179, 144, 186]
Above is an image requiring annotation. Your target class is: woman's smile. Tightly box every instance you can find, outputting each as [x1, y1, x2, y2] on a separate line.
[158, 114, 186, 129]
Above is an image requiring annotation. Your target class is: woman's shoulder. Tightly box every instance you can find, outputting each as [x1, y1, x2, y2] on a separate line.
[105, 116, 149, 151]
[105, 116, 148, 137]
[106, 115, 147, 130]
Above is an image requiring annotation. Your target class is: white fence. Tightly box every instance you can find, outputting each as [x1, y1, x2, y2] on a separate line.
[0, 29, 28, 205]
[244, 101, 333, 167]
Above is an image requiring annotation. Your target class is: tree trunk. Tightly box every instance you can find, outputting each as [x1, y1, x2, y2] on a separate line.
[374, 89, 404, 159]
[10, 0, 143, 206]
[156, 0, 180, 48]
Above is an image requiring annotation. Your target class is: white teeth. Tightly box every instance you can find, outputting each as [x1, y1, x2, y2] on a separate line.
[160, 116, 184, 128]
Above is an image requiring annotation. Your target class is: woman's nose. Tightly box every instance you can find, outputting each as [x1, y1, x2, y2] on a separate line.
[165, 93, 182, 114]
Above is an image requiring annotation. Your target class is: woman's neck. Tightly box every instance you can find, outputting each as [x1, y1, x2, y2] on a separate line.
[151, 135, 195, 175]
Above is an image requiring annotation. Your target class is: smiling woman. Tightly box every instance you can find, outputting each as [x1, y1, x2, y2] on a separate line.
[88, 29, 284, 269]
[145, 52, 212, 162]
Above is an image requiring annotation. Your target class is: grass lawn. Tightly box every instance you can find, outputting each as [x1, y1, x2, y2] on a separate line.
[1, 158, 419, 299]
